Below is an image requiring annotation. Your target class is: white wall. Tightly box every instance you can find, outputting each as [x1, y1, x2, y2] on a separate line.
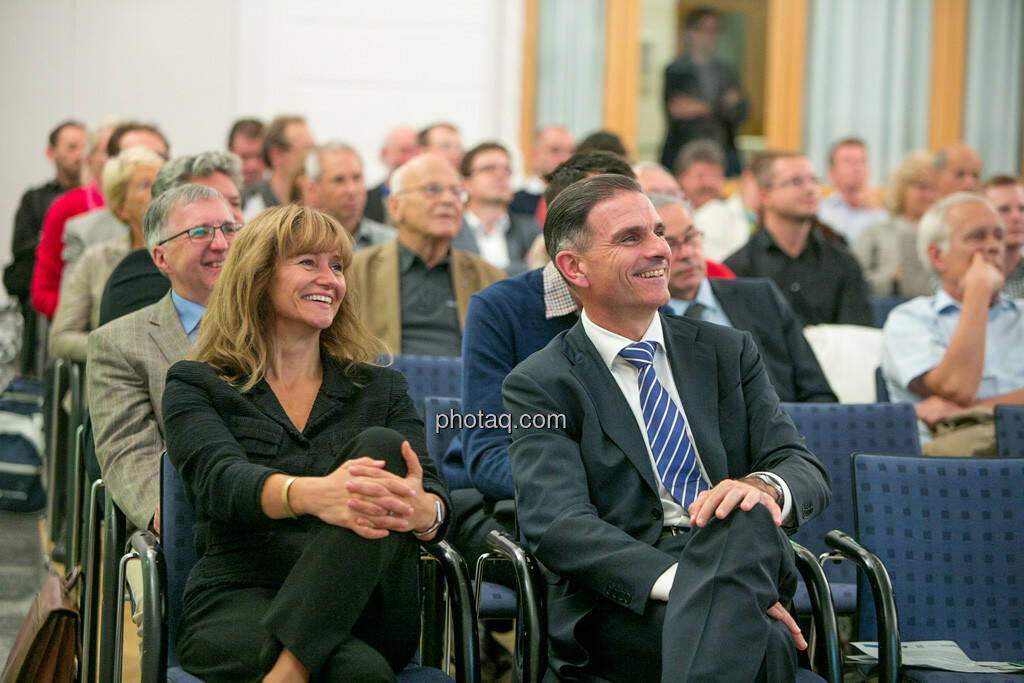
[0, 0, 523, 296]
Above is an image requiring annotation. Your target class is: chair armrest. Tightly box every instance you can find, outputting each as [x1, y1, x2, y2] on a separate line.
[421, 540, 480, 683]
[128, 530, 167, 683]
[485, 530, 547, 683]
[790, 541, 842, 683]
[824, 530, 900, 683]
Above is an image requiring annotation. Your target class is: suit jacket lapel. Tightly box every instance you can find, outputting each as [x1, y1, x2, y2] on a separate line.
[451, 251, 473, 330]
[563, 324, 661, 495]
[147, 292, 192, 364]
[374, 241, 402, 353]
[661, 314, 726, 483]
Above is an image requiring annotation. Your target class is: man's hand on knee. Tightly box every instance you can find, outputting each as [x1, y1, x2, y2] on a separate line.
[687, 478, 782, 528]
[766, 601, 807, 650]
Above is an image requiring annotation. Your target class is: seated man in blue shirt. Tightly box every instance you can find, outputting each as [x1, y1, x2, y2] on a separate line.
[882, 192, 1024, 441]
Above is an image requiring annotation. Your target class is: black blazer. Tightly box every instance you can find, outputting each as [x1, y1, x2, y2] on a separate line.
[709, 278, 836, 403]
[364, 183, 388, 224]
[163, 357, 450, 600]
[501, 314, 830, 673]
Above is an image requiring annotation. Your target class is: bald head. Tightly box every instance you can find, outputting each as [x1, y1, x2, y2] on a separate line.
[380, 126, 421, 175]
[935, 142, 981, 196]
[388, 152, 463, 242]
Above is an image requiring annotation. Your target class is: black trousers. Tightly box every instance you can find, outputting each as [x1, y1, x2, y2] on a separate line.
[575, 506, 798, 683]
[176, 427, 421, 683]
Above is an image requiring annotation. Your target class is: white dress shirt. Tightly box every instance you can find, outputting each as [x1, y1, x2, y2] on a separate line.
[463, 209, 512, 270]
[580, 310, 793, 600]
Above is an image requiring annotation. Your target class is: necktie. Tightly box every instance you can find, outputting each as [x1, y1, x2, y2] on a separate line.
[619, 341, 708, 508]
[683, 302, 705, 320]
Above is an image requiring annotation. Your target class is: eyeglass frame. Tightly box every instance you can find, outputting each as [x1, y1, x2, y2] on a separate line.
[394, 183, 465, 201]
[156, 221, 243, 246]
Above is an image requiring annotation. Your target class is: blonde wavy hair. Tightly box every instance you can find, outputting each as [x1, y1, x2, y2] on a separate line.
[885, 151, 936, 216]
[191, 204, 385, 390]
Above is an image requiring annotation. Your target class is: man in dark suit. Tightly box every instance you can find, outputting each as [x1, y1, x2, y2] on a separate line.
[652, 192, 836, 403]
[502, 174, 830, 681]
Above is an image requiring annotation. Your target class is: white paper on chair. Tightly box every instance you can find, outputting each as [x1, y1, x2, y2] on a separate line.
[849, 640, 1024, 673]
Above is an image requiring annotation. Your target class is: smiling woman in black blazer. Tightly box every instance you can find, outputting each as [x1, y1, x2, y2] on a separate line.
[162, 204, 450, 683]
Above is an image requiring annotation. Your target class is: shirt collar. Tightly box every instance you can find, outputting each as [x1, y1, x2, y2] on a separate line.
[520, 175, 546, 195]
[463, 209, 510, 237]
[542, 261, 579, 319]
[669, 278, 718, 316]
[398, 240, 450, 273]
[753, 224, 823, 255]
[931, 288, 1019, 315]
[580, 308, 665, 371]
[169, 290, 206, 341]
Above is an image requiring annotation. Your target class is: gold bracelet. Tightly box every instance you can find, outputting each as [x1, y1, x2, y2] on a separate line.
[281, 476, 298, 520]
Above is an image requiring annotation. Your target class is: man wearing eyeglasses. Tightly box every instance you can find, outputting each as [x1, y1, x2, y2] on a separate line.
[347, 153, 505, 356]
[452, 141, 540, 275]
[88, 184, 238, 536]
[725, 153, 873, 326]
[653, 192, 834, 403]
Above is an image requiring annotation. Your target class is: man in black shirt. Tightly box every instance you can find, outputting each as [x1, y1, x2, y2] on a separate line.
[4, 120, 86, 372]
[725, 153, 873, 327]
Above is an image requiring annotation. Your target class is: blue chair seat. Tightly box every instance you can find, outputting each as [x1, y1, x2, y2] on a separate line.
[905, 670, 1024, 682]
[475, 580, 517, 615]
[793, 580, 856, 614]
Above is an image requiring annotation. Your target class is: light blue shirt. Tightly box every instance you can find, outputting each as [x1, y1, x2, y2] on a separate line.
[669, 279, 733, 327]
[817, 194, 889, 246]
[170, 290, 206, 344]
[882, 289, 1024, 415]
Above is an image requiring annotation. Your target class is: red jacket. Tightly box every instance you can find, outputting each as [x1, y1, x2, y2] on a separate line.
[30, 182, 104, 318]
[705, 259, 735, 279]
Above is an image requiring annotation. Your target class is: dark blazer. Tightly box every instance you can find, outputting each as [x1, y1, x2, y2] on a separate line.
[709, 278, 836, 403]
[364, 183, 388, 224]
[501, 314, 830, 674]
[98, 248, 169, 325]
[163, 357, 451, 600]
[451, 212, 540, 276]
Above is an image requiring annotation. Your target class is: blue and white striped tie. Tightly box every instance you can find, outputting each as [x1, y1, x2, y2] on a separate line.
[619, 340, 708, 508]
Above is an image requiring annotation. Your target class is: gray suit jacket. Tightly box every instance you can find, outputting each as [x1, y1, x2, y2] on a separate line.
[87, 291, 191, 530]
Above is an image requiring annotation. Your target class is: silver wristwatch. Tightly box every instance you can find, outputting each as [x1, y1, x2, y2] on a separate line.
[748, 473, 784, 505]
[414, 497, 444, 538]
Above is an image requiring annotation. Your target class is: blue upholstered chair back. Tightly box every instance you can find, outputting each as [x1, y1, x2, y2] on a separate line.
[995, 405, 1024, 458]
[870, 296, 909, 328]
[851, 454, 1024, 659]
[387, 355, 462, 416]
[783, 403, 920, 592]
[424, 396, 463, 464]
[161, 452, 197, 671]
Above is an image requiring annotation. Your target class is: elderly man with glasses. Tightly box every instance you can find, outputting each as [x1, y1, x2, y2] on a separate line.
[346, 152, 505, 356]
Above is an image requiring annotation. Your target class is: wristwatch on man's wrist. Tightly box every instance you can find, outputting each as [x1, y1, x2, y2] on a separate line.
[747, 473, 784, 505]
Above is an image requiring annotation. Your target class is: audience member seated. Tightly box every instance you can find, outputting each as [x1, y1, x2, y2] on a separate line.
[934, 141, 981, 196]
[347, 153, 504, 356]
[817, 137, 888, 245]
[365, 126, 421, 224]
[511, 125, 575, 219]
[984, 175, 1024, 298]
[418, 121, 463, 171]
[502, 174, 829, 681]
[48, 147, 164, 361]
[31, 121, 169, 318]
[651, 192, 836, 402]
[99, 151, 244, 325]
[3, 120, 85, 319]
[882, 192, 1024, 446]
[674, 139, 724, 211]
[853, 151, 939, 297]
[452, 141, 539, 275]
[692, 149, 763, 261]
[88, 184, 238, 534]
[242, 115, 314, 219]
[226, 117, 266, 191]
[725, 152, 874, 326]
[162, 204, 450, 682]
[306, 142, 395, 250]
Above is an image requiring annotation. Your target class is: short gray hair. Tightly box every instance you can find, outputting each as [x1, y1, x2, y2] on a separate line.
[151, 151, 242, 199]
[305, 141, 362, 181]
[916, 191, 994, 274]
[142, 184, 225, 254]
[646, 192, 695, 215]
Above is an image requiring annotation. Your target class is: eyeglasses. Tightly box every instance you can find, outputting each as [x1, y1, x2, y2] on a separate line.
[470, 164, 512, 177]
[665, 230, 704, 252]
[158, 222, 242, 246]
[397, 184, 465, 201]
[774, 175, 819, 189]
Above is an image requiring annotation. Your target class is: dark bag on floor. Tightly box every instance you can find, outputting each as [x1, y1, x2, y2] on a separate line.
[0, 568, 81, 683]
[0, 407, 45, 513]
